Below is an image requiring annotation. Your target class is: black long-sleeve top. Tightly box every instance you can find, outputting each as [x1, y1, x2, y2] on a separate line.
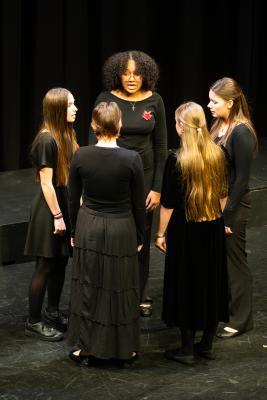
[221, 124, 256, 227]
[89, 91, 168, 193]
[68, 145, 146, 244]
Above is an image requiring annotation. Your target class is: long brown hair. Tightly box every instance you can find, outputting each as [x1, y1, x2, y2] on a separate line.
[32, 88, 78, 186]
[210, 77, 257, 152]
[176, 102, 228, 222]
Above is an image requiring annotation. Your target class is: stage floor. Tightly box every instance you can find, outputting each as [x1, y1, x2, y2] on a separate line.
[0, 139, 267, 398]
[0, 231, 267, 399]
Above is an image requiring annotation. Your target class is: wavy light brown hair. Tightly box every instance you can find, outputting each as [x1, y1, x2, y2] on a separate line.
[91, 101, 122, 138]
[33, 88, 78, 186]
[176, 102, 228, 222]
[210, 77, 257, 152]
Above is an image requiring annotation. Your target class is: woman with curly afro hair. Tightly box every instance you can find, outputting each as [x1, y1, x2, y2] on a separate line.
[90, 50, 168, 317]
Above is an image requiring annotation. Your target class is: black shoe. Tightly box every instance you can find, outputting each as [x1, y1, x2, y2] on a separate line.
[140, 304, 152, 318]
[216, 327, 240, 339]
[69, 349, 90, 366]
[194, 343, 216, 360]
[164, 349, 195, 365]
[25, 320, 63, 341]
[44, 309, 68, 332]
[114, 353, 139, 368]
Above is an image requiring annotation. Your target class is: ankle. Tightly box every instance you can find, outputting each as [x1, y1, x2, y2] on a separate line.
[28, 318, 41, 325]
[46, 308, 58, 314]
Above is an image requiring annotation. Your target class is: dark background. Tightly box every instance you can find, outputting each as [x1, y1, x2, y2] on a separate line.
[1, 0, 266, 171]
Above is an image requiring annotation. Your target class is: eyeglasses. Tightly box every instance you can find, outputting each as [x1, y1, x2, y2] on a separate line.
[122, 72, 141, 80]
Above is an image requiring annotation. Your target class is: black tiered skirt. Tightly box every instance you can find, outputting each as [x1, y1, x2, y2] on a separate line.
[68, 206, 140, 360]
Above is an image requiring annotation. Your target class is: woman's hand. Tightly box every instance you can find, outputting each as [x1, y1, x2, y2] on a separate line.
[70, 237, 75, 247]
[146, 190, 160, 212]
[137, 244, 143, 252]
[53, 217, 66, 235]
[155, 236, 166, 253]
[225, 226, 233, 234]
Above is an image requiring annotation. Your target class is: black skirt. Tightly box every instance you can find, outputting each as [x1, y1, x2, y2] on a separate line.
[24, 186, 72, 258]
[68, 206, 140, 360]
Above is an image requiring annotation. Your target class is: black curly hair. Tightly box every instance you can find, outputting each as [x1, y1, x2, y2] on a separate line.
[102, 50, 159, 92]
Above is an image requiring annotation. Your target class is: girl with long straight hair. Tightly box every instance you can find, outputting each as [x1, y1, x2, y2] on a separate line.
[208, 77, 257, 338]
[24, 87, 78, 341]
[155, 102, 229, 365]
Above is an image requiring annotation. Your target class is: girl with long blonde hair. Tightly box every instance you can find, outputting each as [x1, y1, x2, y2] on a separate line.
[155, 102, 229, 365]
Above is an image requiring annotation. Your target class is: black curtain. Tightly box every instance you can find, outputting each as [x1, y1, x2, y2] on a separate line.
[1, 0, 266, 171]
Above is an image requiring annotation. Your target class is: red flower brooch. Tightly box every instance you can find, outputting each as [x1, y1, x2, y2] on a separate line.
[142, 110, 152, 121]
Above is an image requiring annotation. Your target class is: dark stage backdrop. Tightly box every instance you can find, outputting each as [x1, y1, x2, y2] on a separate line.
[0, 0, 266, 171]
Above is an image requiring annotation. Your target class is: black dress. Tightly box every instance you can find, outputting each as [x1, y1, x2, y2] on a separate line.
[68, 146, 145, 360]
[161, 153, 229, 329]
[90, 91, 168, 301]
[24, 133, 71, 258]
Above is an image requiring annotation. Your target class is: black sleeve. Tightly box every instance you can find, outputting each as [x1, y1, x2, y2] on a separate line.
[131, 153, 146, 245]
[152, 95, 168, 192]
[31, 134, 57, 171]
[223, 127, 255, 227]
[68, 150, 83, 236]
[160, 153, 182, 209]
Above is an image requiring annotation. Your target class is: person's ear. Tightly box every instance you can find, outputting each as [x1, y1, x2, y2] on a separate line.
[227, 99, 234, 109]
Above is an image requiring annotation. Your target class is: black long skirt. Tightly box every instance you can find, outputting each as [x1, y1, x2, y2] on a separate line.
[68, 206, 140, 360]
[162, 211, 229, 330]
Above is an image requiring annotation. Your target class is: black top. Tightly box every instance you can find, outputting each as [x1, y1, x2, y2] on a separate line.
[31, 133, 58, 184]
[219, 124, 256, 227]
[68, 146, 146, 244]
[90, 91, 168, 192]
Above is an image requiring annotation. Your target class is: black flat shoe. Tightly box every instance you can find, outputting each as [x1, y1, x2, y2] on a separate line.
[140, 304, 152, 318]
[115, 353, 139, 368]
[69, 349, 90, 366]
[164, 349, 195, 366]
[216, 328, 240, 339]
[194, 343, 216, 360]
[44, 309, 68, 332]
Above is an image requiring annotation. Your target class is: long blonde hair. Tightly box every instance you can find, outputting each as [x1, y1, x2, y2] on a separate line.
[210, 77, 257, 152]
[176, 102, 227, 222]
[32, 88, 78, 186]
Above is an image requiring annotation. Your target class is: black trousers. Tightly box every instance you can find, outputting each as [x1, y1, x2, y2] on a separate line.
[138, 210, 153, 302]
[226, 192, 253, 332]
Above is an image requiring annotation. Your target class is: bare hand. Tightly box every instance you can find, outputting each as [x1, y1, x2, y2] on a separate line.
[137, 244, 143, 252]
[225, 226, 233, 235]
[155, 237, 166, 253]
[146, 191, 160, 212]
[53, 217, 66, 236]
[70, 237, 75, 247]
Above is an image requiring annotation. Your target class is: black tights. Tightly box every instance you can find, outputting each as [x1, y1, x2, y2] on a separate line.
[180, 325, 218, 355]
[28, 256, 68, 323]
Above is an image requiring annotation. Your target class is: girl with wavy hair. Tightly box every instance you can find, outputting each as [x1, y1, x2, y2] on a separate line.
[155, 102, 229, 365]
